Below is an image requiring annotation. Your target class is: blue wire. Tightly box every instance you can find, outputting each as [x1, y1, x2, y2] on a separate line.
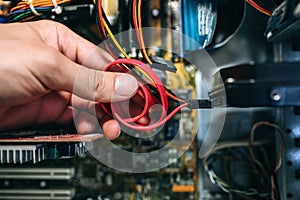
[8, 7, 52, 17]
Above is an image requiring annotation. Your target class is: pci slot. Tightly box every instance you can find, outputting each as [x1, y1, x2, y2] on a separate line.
[0, 168, 74, 180]
[0, 189, 74, 200]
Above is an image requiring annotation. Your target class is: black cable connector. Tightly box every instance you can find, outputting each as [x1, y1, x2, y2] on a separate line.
[149, 56, 177, 72]
[187, 99, 212, 109]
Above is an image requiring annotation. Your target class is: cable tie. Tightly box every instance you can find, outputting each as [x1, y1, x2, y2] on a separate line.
[51, 0, 62, 14]
[23, 0, 41, 16]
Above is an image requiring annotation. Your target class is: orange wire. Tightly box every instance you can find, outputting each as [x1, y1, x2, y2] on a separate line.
[137, 0, 152, 64]
[245, 0, 272, 16]
[10, 0, 70, 12]
[140, 73, 187, 103]
[132, 0, 142, 47]
[133, 0, 186, 103]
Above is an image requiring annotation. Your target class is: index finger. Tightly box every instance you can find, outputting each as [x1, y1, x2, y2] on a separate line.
[30, 20, 113, 70]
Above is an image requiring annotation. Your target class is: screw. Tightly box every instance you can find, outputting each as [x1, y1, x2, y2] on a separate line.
[270, 90, 281, 101]
[226, 77, 235, 83]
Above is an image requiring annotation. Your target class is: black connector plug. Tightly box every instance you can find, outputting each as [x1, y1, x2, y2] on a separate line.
[149, 56, 177, 72]
[187, 99, 212, 109]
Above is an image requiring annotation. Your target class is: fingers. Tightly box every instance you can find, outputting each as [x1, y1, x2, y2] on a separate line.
[35, 49, 138, 102]
[0, 92, 71, 131]
[100, 116, 121, 140]
[1, 20, 141, 141]
[73, 66, 138, 102]
[0, 20, 113, 70]
[31, 21, 139, 104]
[74, 108, 120, 140]
[74, 111, 100, 134]
[71, 93, 150, 138]
[29, 20, 114, 69]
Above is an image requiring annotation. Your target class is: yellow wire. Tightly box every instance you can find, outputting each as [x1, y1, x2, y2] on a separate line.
[100, 5, 185, 101]
[102, 18, 154, 83]
[102, 19, 130, 58]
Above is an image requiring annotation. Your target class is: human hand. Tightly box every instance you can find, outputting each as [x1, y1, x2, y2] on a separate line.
[0, 20, 138, 139]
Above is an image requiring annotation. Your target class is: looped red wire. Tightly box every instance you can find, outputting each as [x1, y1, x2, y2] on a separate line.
[99, 58, 188, 131]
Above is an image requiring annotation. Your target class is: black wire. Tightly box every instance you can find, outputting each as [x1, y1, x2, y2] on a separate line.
[207, 148, 272, 197]
[129, 0, 135, 28]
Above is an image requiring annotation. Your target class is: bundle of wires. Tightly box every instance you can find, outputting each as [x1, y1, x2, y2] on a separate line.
[96, 0, 188, 131]
[203, 121, 284, 199]
[248, 121, 284, 200]
[8, 0, 70, 22]
[131, 0, 152, 64]
[96, 0, 153, 62]
[100, 59, 188, 131]
[204, 148, 270, 198]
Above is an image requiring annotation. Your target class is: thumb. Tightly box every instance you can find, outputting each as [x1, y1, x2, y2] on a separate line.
[41, 50, 138, 102]
[73, 66, 138, 102]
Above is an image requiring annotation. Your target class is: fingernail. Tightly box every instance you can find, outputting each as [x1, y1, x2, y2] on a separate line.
[115, 74, 138, 97]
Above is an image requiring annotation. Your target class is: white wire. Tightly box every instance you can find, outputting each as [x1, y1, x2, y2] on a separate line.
[206, 140, 269, 157]
[23, 0, 41, 16]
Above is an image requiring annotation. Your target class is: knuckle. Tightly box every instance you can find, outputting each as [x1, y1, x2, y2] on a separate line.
[35, 46, 61, 88]
[95, 71, 106, 99]
[95, 71, 114, 102]
[39, 19, 63, 30]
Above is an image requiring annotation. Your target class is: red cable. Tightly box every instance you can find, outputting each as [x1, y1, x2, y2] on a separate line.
[104, 59, 169, 115]
[247, 0, 272, 15]
[98, 0, 186, 104]
[99, 58, 188, 131]
[97, 0, 188, 132]
[114, 103, 188, 131]
[112, 82, 152, 123]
